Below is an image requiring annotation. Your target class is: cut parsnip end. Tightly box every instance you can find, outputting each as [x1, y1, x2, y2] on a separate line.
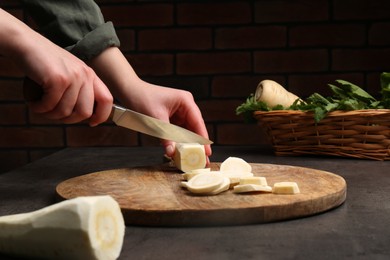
[255, 80, 300, 108]
[220, 157, 252, 173]
[173, 143, 206, 172]
[273, 182, 300, 194]
[0, 195, 125, 260]
[186, 172, 224, 194]
[233, 184, 273, 193]
[239, 176, 267, 186]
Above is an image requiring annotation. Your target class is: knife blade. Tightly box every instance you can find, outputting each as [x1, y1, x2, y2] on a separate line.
[23, 77, 213, 145]
[111, 104, 213, 145]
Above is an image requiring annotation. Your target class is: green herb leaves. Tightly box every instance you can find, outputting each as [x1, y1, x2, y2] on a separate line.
[236, 72, 390, 123]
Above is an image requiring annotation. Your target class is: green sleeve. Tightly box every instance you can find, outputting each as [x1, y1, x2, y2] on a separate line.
[21, 0, 120, 61]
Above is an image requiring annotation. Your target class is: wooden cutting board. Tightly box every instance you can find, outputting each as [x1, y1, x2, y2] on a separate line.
[56, 163, 346, 226]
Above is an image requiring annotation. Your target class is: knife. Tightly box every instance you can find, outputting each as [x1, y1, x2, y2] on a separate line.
[23, 78, 213, 145]
[110, 104, 212, 144]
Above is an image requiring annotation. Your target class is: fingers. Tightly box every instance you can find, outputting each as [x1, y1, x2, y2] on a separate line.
[27, 68, 112, 125]
[89, 76, 113, 127]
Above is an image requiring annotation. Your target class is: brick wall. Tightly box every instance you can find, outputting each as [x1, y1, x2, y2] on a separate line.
[1, 0, 390, 173]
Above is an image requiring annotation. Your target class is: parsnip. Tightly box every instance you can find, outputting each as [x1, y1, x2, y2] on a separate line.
[220, 157, 252, 173]
[182, 168, 211, 181]
[186, 172, 225, 194]
[0, 196, 125, 260]
[239, 176, 268, 186]
[221, 171, 254, 187]
[204, 177, 230, 195]
[173, 143, 206, 172]
[273, 182, 300, 194]
[255, 80, 300, 108]
[233, 184, 272, 193]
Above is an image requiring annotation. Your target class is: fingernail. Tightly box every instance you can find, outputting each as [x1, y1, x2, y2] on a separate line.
[166, 144, 175, 156]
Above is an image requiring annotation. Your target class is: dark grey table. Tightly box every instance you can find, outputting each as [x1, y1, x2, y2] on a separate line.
[1, 146, 389, 259]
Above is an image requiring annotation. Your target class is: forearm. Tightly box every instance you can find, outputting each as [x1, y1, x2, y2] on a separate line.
[87, 47, 148, 108]
[0, 8, 36, 59]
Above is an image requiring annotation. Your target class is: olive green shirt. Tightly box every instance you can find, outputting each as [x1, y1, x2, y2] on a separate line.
[21, 0, 120, 61]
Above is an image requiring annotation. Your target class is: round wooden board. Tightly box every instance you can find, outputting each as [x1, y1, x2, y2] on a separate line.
[56, 163, 346, 226]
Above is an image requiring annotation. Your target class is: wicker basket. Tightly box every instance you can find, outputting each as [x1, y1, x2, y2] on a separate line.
[254, 109, 390, 160]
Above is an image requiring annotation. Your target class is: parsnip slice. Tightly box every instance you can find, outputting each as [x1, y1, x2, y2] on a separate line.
[233, 184, 272, 193]
[186, 172, 224, 194]
[220, 157, 252, 173]
[182, 168, 211, 181]
[273, 182, 300, 194]
[173, 143, 206, 172]
[205, 177, 230, 195]
[0, 195, 125, 260]
[239, 176, 268, 186]
[221, 171, 254, 187]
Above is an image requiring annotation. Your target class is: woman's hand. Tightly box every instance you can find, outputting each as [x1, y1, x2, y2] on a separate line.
[0, 9, 113, 126]
[88, 47, 212, 159]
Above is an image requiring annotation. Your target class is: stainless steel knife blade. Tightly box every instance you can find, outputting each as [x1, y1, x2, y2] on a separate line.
[111, 104, 213, 145]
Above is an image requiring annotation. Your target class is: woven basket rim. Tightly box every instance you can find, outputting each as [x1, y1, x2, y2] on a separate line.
[254, 109, 390, 117]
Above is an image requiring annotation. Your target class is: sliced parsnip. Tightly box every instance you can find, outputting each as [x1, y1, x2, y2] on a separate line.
[0, 196, 125, 260]
[186, 172, 224, 194]
[173, 143, 206, 172]
[233, 184, 273, 193]
[239, 176, 268, 186]
[204, 177, 230, 195]
[221, 171, 254, 187]
[182, 168, 211, 181]
[255, 80, 300, 108]
[220, 157, 252, 173]
[273, 182, 300, 194]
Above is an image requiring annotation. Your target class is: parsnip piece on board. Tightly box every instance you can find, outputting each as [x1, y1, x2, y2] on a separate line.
[273, 182, 300, 194]
[173, 143, 206, 172]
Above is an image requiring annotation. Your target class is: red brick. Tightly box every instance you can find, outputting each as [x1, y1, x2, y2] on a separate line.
[369, 23, 390, 46]
[0, 150, 28, 173]
[177, 2, 251, 25]
[255, 0, 328, 23]
[216, 123, 270, 145]
[254, 50, 328, 73]
[197, 100, 244, 122]
[212, 75, 286, 98]
[0, 79, 24, 101]
[177, 52, 251, 75]
[332, 48, 390, 71]
[216, 26, 286, 49]
[0, 1, 22, 8]
[290, 24, 366, 47]
[0, 127, 64, 148]
[126, 54, 174, 76]
[334, 0, 390, 20]
[101, 4, 173, 27]
[139, 28, 212, 51]
[143, 76, 210, 99]
[116, 29, 136, 51]
[0, 57, 23, 77]
[66, 125, 138, 147]
[367, 72, 384, 98]
[288, 73, 365, 97]
[0, 104, 27, 125]
[28, 110, 64, 125]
